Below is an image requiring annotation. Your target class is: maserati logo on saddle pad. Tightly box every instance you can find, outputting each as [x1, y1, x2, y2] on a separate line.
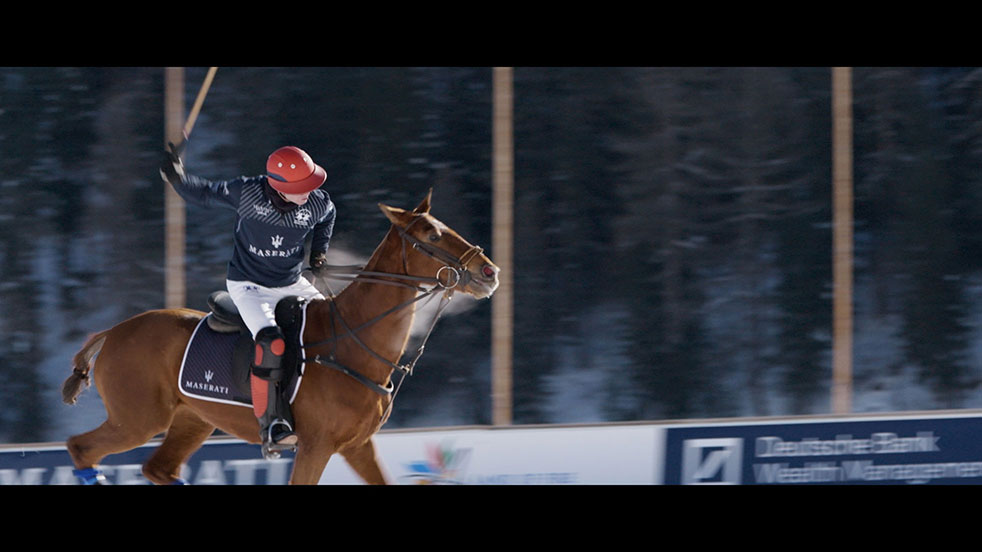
[177, 311, 308, 408]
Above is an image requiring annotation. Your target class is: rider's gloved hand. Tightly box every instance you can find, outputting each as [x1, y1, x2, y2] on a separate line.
[159, 141, 185, 186]
[310, 252, 327, 270]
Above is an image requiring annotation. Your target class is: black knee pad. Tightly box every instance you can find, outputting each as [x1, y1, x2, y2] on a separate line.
[252, 326, 286, 381]
[275, 295, 306, 328]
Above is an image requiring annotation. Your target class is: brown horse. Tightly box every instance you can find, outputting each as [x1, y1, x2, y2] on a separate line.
[61, 190, 499, 485]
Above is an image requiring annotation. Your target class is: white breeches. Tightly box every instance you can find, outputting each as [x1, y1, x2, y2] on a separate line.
[226, 277, 324, 338]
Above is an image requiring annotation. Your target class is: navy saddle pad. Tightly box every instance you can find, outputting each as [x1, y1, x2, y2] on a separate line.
[178, 314, 306, 407]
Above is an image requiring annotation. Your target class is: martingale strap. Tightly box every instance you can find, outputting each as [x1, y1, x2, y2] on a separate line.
[310, 355, 395, 396]
[304, 287, 453, 428]
[301, 213, 479, 427]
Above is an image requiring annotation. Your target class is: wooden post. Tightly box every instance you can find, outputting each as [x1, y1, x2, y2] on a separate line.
[492, 67, 514, 426]
[164, 67, 186, 309]
[832, 67, 853, 414]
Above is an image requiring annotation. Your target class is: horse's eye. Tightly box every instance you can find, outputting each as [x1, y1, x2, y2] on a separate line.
[428, 234, 440, 242]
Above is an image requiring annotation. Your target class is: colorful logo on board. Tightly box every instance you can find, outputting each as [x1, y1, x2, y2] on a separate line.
[400, 441, 471, 485]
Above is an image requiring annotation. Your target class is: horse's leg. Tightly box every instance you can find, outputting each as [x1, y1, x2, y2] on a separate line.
[66, 318, 189, 483]
[63, 310, 202, 484]
[340, 438, 389, 485]
[141, 405, 216, 485]
[65, 419, 164, 480]
[287, 440, 336, 485]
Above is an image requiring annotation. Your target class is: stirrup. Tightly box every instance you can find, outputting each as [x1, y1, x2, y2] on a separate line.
[261, 419, 297, 460]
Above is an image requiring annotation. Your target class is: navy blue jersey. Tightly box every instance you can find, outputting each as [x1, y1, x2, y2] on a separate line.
[171, 173, 335, 288]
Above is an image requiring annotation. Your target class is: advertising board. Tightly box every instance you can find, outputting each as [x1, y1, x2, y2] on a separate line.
[662, 412, 982, 485]
[6, 411, 982, 484]
[320, 424, 662, 484]
[0, 424, 662, 485]
[0, 439, 296, 485]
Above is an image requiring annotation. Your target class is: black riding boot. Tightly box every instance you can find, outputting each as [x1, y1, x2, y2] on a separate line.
[252, 326, 297, 460]
[257, 380, 297, 459]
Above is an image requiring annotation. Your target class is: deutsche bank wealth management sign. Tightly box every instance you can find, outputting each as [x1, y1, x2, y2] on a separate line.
[663, 412, 982, 485]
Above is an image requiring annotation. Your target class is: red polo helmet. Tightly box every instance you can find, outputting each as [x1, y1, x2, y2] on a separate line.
[265, 146, 327, 194]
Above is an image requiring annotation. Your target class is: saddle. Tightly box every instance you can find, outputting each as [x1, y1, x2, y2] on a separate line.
[177, 292, 307, 407]
[205, 291, 247, 334]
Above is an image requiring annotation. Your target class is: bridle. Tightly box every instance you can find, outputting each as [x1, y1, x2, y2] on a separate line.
[396, 215, 485, 289]
[302, 214, 486, 428]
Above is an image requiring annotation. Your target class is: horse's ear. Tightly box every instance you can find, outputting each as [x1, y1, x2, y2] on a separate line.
[412, 188, 433, 215]
[379, 203, 412, 226]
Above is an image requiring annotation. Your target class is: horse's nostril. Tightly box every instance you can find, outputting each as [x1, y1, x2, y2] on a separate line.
[482, 265, 496, 278]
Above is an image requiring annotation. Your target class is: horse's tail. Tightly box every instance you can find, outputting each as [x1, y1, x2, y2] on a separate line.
[62, 330, 109, 405]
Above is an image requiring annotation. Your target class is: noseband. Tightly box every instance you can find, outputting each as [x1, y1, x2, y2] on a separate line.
[397, 215, 484, 289]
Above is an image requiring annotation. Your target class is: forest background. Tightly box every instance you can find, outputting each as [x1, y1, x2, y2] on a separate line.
[2, 66, 980, 445]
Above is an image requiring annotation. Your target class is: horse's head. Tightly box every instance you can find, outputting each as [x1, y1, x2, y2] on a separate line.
[379, 189, 499, 299]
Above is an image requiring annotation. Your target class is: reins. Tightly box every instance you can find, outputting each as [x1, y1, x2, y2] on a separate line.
[302, 216, 476, 428]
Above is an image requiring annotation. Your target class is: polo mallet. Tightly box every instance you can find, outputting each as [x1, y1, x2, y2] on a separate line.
[171, 66, 218, 158]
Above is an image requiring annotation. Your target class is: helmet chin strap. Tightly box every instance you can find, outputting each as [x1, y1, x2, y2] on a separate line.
[266, 173, 309, 203]
[278, 190, 310, 205]
[263, 180, 298, 213]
